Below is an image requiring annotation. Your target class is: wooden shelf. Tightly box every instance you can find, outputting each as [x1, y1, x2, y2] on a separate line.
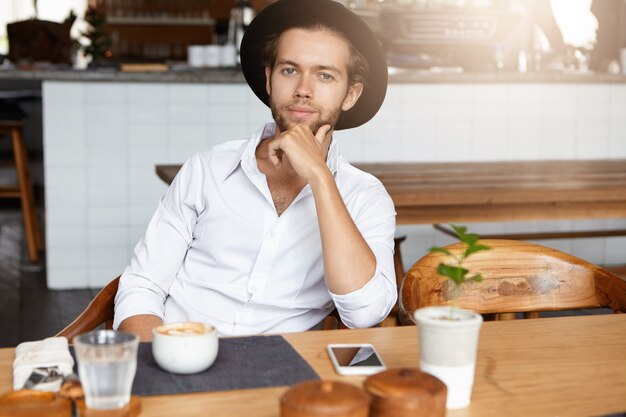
[107, 17, 215, 26]
[90, 0, 219, 62]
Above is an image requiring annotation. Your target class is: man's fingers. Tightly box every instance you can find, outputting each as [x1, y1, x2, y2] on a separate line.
[314, 124, 331, 144]
[270, 154, 281, 167]
[267, 138, 283, 167]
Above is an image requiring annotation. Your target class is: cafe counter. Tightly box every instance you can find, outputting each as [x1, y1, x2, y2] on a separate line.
[2, 67, 626, 84]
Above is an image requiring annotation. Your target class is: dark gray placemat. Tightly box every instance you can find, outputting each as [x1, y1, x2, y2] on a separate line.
[71, 335, 319, 396]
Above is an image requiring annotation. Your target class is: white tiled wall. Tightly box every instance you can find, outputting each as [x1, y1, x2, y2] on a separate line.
[43, 81, 626, 288]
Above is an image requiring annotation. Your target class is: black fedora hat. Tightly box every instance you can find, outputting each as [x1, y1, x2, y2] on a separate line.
[239, 0, 388, 130]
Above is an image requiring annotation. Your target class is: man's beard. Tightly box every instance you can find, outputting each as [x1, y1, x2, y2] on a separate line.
[270, 97, 342, 134]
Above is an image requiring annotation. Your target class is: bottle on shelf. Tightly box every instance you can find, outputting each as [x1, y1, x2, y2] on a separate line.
[228, 0, 255, 64]
[494, 43, 505, 71]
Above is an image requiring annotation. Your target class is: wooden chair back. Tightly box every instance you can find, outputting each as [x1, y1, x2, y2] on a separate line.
[400, 239, 626, 321]
[56, 276, 120, 341]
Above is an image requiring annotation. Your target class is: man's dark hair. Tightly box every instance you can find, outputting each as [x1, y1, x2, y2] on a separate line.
[261, 22, 369, 89]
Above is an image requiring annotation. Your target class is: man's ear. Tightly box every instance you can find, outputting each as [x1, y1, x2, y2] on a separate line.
[341, 83, 364, 112]
[265, 66, 272, 96]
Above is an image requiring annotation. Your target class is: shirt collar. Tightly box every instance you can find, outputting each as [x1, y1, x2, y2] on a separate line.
[222, 122, 341, 181]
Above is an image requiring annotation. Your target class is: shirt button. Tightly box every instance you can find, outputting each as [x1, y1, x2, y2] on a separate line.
[270, 230, 276, 238]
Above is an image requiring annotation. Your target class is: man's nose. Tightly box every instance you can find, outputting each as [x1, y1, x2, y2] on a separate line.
[295, 75, 312, 98]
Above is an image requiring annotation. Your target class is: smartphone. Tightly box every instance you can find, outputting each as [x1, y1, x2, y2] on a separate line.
[327, 343, 386, 376]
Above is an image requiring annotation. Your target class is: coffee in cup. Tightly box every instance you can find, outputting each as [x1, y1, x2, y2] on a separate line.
[152, 322, 218, 374]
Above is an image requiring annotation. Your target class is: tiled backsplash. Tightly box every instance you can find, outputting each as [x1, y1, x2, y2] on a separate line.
[43, 81, 626, 288]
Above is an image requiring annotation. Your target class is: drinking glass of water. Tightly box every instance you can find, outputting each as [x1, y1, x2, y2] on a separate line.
[74, 330, 139, 409]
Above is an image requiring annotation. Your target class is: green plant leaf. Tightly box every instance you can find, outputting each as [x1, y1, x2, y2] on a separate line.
[429, 246, 452, 256]
[464, 244, 491, 258]
[434, 225, 491, 290]
[451, 224, 467, 237]
[437, 263, 469, 286]
[471, 273, 483, 282]
[461, 233, 480, 246]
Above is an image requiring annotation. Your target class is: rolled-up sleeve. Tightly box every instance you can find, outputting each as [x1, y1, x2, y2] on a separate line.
[113, 153, 207, 329]
[329, 184, 397, 328]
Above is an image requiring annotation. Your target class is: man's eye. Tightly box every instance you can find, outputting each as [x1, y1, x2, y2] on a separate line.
[319, 73, 333, 81]
[282, 68, 296, 75]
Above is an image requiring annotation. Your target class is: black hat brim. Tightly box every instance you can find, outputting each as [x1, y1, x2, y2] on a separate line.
[240, 0, 388, 130]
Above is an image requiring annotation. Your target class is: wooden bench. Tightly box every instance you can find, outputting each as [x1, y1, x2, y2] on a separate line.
[157, 159, 626, 235]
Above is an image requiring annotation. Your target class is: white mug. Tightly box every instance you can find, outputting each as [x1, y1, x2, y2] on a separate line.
[220, 44, 238, 68]
[152, 322, 218, 374]
[187, 46, 205, 68]
[204, 45, 221, 68]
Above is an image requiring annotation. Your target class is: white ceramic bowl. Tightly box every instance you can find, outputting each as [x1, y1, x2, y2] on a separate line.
[152, 322, 218, 374]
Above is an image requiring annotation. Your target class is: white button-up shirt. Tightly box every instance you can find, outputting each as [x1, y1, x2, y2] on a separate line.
[114, 123, 397, 335]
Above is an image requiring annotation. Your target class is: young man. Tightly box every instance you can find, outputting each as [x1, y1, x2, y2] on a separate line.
[114, 0, 396, 340]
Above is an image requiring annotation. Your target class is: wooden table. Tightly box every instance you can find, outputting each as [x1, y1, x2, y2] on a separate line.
[156, 160, 626, 226]
[2, 315, 626, 416]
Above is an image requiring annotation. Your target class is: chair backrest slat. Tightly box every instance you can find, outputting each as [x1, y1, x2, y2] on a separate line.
[56, 276, 120, 341]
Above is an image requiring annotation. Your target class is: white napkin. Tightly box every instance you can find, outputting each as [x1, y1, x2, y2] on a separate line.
[13, 336, 75, 391]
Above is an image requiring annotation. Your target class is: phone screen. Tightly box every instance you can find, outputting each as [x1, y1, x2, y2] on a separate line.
[329, 345, 383, 368]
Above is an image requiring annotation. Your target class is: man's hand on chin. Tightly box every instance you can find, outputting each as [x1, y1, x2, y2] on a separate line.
[267, 124, 332, 182]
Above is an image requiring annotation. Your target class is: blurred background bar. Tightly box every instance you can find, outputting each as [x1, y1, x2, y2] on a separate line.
[0, 0, 624, 343]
